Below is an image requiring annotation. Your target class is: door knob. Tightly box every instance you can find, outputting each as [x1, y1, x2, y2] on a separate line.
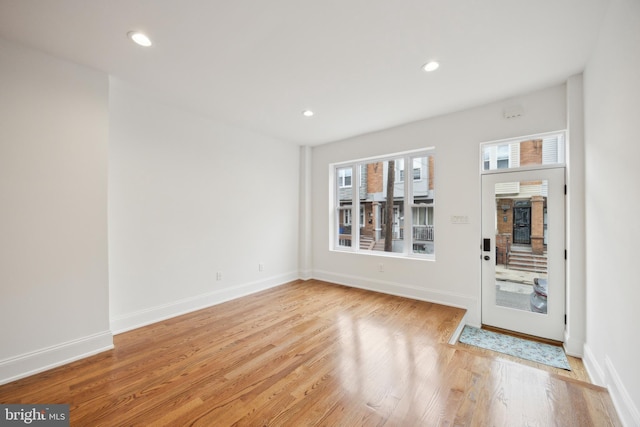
[484, 255, 491, 261]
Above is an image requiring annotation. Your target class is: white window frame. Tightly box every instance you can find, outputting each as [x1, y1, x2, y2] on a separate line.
[396, 158, 405, 182]
[331, 148, 435, 260]
[413, 159, 423, 181]
[338, 167, 352, 188]
[497, 145, 510, 169]
[397, 158, 423, 182]
[344, 208, 352, 225]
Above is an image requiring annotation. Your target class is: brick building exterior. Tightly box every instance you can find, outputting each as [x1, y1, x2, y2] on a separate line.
[494, 139, 548, 264]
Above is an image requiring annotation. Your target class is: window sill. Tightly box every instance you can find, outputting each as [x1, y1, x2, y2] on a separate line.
[331, 247, 435, 262]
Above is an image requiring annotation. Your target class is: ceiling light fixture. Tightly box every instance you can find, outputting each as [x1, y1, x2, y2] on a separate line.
[422, 61, 440, 72]
[302, 109, 314, 117]
[127, 31, 152, 47]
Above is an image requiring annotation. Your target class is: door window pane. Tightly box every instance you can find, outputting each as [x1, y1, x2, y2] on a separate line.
[494, 179, 548, 314]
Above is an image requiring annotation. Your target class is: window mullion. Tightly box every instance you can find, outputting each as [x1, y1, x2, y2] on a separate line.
[352, 164, 360, 251]
[335, 167, 341, 249]
[404, 155, 411, 255]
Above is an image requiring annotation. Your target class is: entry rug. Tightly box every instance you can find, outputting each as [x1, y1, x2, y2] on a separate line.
[458, 326, 571, 370]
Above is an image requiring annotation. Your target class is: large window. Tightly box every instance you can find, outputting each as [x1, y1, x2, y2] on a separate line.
[333, 149, 435, 258]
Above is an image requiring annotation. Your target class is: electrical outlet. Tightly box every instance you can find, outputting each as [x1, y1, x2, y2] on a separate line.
[378, 263, 384, 272]
[216, 272, 222, 281]
[259, 263, 264, 272]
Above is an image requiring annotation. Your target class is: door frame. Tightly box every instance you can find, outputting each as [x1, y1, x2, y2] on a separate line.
[481, 167, 566, 341]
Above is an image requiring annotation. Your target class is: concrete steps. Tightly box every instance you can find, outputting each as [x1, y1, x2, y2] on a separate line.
[359, 236, 375, 250]
[373, 239, 386, 251]
[508, 249, 547, 273]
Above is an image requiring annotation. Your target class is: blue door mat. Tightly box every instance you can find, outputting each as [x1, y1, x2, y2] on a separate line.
[458, 325, 571, 370]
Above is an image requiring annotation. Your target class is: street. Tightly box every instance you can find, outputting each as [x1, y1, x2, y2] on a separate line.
[496, 280, 533, 311]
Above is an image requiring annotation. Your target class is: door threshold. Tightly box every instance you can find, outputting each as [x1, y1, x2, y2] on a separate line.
[481, 324, 563, 347]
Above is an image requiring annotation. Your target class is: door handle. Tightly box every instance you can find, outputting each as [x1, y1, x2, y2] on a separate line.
[484, 255, 491, 261]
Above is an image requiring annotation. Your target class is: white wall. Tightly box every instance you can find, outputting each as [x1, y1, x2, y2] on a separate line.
[299, 146, 313, 280]
[565, 74, 587, 357]
[311, 84, 567, 326]
[0, 39, 112, 384]
[108, 81, 300, 333]
[583, 0, 640, 424]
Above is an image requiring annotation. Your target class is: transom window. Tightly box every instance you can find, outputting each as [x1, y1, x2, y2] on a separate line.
[481, 132, 565, 172]
[332, 149, 435, 259]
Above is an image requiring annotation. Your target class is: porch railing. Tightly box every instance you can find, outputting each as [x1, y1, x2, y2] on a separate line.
[413, 225, 434, 242]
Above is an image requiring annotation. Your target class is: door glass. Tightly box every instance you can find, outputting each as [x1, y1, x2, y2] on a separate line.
[494, 179, 548, 314]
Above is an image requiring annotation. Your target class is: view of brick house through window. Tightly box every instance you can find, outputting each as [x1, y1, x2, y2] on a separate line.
[334, 150, 435, 257]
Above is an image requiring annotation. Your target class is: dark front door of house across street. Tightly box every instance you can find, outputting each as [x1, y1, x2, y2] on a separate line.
[513, 206, 531, 244]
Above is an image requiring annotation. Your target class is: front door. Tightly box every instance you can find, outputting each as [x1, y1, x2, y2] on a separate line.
[481, 168, 565, 341]
[513, 206, 531, 244]
[393, 206, 400, 239]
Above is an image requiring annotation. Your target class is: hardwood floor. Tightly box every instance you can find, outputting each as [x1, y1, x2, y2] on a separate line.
[458, 325, 592, 383]
[0, 280, 621, 426]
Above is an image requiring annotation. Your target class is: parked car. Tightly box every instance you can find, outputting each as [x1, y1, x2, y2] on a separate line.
[530, 278, 548, 314]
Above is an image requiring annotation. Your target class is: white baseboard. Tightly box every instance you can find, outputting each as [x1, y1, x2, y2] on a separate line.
[583, 344, 639, 426]
[312, 269, 478, 324]
[448, 313, 467, 345]
[563, 329, 584, 358]
[298, 270, 313, 281]
[110, 271, 299, 334]
[605, 356, 640, 427]
[0, 331, 113, 386]
[583, 344, 605, 386]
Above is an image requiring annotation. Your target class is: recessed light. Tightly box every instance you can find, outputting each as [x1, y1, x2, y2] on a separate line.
[127, 31, 152, 47]
[302, 110, 314, 117]
[422, 61, 440, 72]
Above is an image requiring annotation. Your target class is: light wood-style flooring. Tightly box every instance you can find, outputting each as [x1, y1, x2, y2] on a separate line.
[0, 280, 621, 426]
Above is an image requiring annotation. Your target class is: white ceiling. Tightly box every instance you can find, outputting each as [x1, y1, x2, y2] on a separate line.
[0, 0, 609, 145]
